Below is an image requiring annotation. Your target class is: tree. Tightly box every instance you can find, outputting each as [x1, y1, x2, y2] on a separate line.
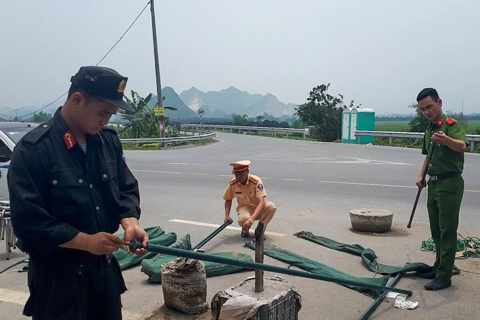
[407, 103, 429, 132]
[33, 111, 52, 123]
[255, 115, 264, 126]
[232, 114, 249, 126]
[119, 91, 159, 138]
[295, 84, 348, 142]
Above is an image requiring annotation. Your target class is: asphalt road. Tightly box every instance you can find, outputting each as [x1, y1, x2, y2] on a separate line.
[1, 132, 479, 320]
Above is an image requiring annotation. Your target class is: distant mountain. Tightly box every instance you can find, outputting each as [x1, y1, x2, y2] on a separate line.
[244, 93, 296, 117]
[0, 86, 298, 121]
[150, 86, 197, 119]
[179, 86, 296, 118]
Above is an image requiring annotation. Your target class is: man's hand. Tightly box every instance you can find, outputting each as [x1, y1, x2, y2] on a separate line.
[242, 218, 253, 231]
[432, 131, 447, 144]
[85, 232, 128, 255]
[224, 215, 233, 224]
[60, 232, 128, 255]
[121, 217, 149, 256]
[416, 177, 426, 189]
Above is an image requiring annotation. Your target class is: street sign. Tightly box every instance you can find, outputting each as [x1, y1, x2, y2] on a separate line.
[153, 107, 165, 117]
[198, 108, 204, 117]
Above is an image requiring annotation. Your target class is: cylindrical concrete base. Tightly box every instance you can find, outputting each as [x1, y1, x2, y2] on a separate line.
[350, 208, 393, 233]
[211, 275, 301, 320]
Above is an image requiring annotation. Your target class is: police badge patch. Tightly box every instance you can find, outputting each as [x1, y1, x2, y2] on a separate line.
[257, 184, 264, 191]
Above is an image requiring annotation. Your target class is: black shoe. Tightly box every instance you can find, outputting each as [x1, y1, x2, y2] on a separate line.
[417, 269, 436, 279]
[241, 230, 250, 238]
[424, 278, 451, 291]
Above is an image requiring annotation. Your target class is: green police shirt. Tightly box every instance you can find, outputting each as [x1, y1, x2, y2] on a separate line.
[422, 114, 468, 175]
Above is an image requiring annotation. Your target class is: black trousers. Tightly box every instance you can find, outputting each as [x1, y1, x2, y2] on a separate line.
[25, 254, 127, 320]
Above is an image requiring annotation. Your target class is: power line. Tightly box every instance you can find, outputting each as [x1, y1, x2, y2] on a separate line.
[17, 1, 151, 120]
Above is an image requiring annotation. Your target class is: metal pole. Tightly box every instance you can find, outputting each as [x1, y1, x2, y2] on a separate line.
[359, 271, 404, 320]
[255, 222, 265, 293]
[128, 240, 412, 296]
[150, 0, 165, 141]
[191, 221, 232, 251]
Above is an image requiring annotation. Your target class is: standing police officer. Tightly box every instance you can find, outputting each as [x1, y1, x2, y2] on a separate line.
[415, 88, 468, 291]
[8, 66, 149, 319]
[223, 160, 276, 238]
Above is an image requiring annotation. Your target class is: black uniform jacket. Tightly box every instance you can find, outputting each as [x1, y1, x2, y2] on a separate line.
[8, 108, 140, 259]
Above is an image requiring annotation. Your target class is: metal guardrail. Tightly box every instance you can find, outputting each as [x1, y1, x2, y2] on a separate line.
[120, 131, 215, 147]
[181, 124, 308, 139]
[355, 130, 480, 152]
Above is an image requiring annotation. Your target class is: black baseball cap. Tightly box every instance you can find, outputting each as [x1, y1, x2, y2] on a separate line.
[70, 66, 134, 112]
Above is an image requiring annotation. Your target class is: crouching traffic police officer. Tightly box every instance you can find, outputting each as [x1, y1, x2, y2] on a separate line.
[8, 66, 149, 320]
[223, 160, 276, 238]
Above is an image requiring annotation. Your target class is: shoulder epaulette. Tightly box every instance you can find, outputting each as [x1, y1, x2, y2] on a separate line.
[229, 178, 238, 185]
[22, 122, 52, 145]
[249, 176, 258, 184]
[445, 118, 456, 125]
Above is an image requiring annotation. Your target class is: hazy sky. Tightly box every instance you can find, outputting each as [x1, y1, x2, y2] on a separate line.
[1, 0, 479, 116]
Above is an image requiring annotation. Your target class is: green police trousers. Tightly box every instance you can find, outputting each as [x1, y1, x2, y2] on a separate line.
[427, 175, 464, 280]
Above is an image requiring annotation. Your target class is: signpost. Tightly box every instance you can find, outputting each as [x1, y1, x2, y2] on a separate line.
[198, 108, 204, 134]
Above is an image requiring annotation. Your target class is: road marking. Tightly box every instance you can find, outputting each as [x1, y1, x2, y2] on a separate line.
[131, 169, 181, 174]
[319, 180, 415, 189]
[465, 189, 480, 193]
[170, 219, 286, 237]
[0, 288, 28, 304]
[191, 173, 207, 176]
[0, 288, 147, 320]
[168, 163, 214, 166]
[282, 178, 302, 181]
[319, 180, 480, 193]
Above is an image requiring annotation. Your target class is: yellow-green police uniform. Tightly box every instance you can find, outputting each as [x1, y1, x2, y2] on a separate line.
[423, 114, 468, 281]
[223, 174, 276, 229]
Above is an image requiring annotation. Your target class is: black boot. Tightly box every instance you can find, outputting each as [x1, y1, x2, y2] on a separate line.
[424, 278, 451, 291]
[417, 269, 436, 279]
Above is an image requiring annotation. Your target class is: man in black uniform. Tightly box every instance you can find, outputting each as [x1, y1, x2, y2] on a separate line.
[8, 66, 149, 320]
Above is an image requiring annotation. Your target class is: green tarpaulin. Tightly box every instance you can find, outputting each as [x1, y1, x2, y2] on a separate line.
[295, 231, 432, 274]
[141, 251, 254, 283]
[140, 234, 254, 283]
[244, 241, 389, 298]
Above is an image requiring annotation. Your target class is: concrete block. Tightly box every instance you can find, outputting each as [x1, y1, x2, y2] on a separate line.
[349, 208, 393, 233]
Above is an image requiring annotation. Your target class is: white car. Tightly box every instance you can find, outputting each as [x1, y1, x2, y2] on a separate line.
[0, 122, 37, 200]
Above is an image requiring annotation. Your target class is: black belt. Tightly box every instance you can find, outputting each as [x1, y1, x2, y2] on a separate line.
[429, 172, 461, 181]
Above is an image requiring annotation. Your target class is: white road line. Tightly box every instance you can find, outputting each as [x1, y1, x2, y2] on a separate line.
[131, 169, 181, 174]
[319, 180, 416, 189]
[168, 163, 214, 166]
[169, 219, 286, 237]
[0, 288, 147, 320]
[465, 189, 480, 193]
[191, 173, 207, 176]
[319, 180, 480, 193]
[282, 178, 302, 181]
[0, 288, 28, 304]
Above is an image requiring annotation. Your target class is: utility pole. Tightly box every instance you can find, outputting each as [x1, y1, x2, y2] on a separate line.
[150, 0, 165, 142]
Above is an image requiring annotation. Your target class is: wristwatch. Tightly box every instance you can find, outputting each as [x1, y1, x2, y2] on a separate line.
[248, 218, 254, 224]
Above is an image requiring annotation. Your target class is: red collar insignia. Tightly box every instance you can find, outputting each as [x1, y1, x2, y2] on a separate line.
[436, 119, 443, 127]
[63, 131, 77, 149]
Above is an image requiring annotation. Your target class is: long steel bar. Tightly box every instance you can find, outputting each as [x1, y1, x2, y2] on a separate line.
[191, 221, 232, 250]
[129, 240, 412, 296]
[359, 271, 404, 320]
